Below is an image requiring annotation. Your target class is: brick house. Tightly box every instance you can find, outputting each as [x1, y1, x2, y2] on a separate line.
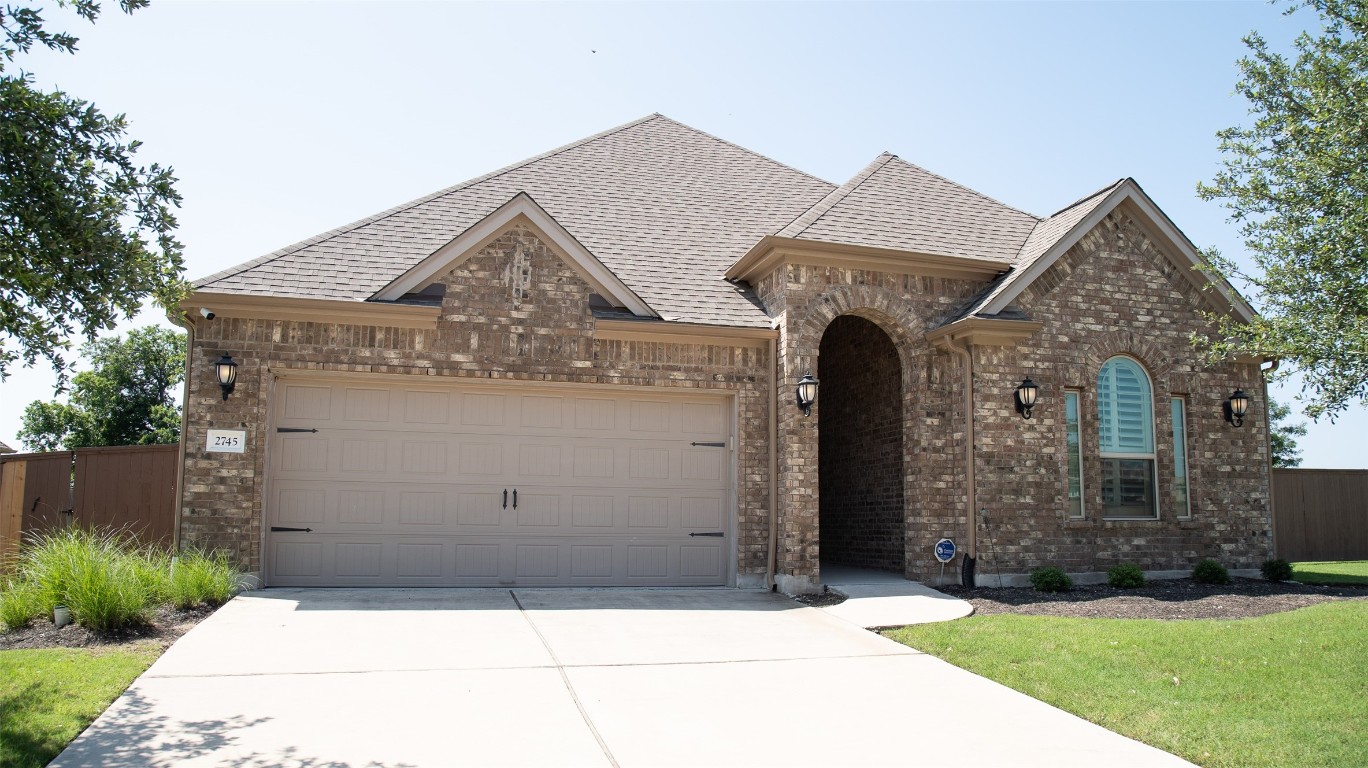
[176, 115, 1272, 592]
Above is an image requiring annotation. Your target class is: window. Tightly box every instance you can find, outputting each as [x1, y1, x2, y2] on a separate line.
[1171, 397, 1190, 518]
[1097, 357, 1157, 519]
[1064, 390, 1084, 519]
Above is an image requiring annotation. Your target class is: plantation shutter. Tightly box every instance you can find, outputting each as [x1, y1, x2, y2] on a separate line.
[1097, 358, 1153, 454]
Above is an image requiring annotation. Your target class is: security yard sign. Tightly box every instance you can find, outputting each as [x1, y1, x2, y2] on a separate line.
[934, 538, 957, 563]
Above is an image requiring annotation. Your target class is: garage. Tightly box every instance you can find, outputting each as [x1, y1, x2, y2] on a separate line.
[264, 376, 734, 587]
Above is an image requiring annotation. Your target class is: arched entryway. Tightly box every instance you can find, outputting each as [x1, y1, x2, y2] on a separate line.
[818, 314, 905, 574]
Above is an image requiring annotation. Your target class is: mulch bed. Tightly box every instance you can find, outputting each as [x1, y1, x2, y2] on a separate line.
[0, 604, 218, 651]
[939, 578, 1368, 620]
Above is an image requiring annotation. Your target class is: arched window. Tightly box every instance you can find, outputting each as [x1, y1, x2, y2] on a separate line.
[1097, 356, 1157, 519]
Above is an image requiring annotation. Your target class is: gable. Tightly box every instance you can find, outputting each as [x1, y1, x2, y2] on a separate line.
[374, 193, 656, 317]
[971, 180, 1255, 324]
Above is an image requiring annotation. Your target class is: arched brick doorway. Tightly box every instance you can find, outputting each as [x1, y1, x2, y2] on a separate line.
[818, 314, 905, 574]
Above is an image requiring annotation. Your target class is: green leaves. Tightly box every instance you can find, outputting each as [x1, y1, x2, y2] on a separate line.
[0, 1, 184, 383]
[1199, 0, 1368, 420]
[17, 327, 186, 450]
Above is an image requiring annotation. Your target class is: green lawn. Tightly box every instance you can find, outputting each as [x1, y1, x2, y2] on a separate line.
[1292, 560, 1368, 585]
[0, 646, 160, 768]
[885, 601, 1368, 768]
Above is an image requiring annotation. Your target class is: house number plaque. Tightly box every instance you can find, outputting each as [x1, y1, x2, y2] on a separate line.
[206, 429, 247, 454]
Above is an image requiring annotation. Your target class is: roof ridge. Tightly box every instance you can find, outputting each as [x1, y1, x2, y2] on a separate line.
[888, 156, 1042, 222]
[1045, 178, 1127, 219]
[195, 114, 665, 289]
[649, 114, 836, 188]
[776, 153, 897, 239]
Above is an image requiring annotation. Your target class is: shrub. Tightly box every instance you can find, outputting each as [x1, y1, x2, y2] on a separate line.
[1108, 563, 1145, 589]
[168, 550, 240, 609]
[1262, 558, 1294, 583]
[1029, 567, 1073, 592]
[0, 578, 42, 632]
[1192, 558, 1231, 585]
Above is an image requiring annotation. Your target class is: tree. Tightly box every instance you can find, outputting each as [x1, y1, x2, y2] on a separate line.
[18, 326, 185, 451]
[1197, 0, 1368, 420]
[1, 1, 185, 384]
[1269, 397, 1309, 467]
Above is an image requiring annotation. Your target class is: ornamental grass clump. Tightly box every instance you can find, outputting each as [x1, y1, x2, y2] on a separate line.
[1029, 567, 1073, 593]
[1, 525, 244, 634]
[1192, 558, 1231, 585]
[1107, 563, 1146, 589]
[0, 577, 42, 631]
[168, 550, 239, 609]
[1262, 558, 1294, 582]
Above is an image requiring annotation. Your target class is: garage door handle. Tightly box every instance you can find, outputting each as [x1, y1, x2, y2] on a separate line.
[512, 489, 518, 509]
[690, 441, 725, 447]
[688, 531, 724, 537]
[270, 526, 313, 533]
[503, 489, 508, 509]
[276, 427, 318, 433]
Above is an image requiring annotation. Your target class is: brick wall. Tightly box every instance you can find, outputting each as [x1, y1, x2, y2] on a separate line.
[181, 225, 773, 581]
[818, 315, 904, 571]
[971, 210, 1273, 574]
[755, 209, 1271, 591]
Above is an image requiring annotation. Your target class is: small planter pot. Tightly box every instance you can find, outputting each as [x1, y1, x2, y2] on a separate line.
[53, 605, 72, 629]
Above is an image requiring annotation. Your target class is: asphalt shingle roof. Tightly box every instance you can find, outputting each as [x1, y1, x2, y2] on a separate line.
[778, 154, 1038, 262]
[196, 115, 834, 327]
[954, 179, 1124, 320]
[196, 115, 1122, 329]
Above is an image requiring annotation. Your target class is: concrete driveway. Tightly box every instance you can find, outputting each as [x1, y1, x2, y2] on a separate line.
[53, 589, 1189, 767]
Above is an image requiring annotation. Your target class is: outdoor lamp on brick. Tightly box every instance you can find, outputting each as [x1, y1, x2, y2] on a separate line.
[1014, 377, 1039, 420]
[1223, 389, 1250, 427]
[215, 354, 238, 400]
[796, 372, 819, 417]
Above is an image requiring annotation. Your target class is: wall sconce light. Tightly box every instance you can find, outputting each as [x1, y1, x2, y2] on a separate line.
[796, 372, 819, 417]
[215, 354, 238, 400]
[1014, 377, 1039, 420]
[1223, 388, 1250, 427]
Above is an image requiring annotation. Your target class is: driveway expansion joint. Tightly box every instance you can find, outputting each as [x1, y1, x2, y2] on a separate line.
[511, 589, 621, 768]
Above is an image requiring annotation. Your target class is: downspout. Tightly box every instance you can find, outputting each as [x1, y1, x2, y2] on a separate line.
[167, 310, 195, 554]
[1261, 358, 1280, 559]
[766, 336, 778, 590]
[943, 335, 977, 584]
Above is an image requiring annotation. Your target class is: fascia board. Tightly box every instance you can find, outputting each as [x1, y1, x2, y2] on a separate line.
[372, 194, 658, 318]
[981, 181, 1257, 324]
[183, 291, 441, 329]
[925, 317, 1044, 348]
[727, 236, 1010, 283]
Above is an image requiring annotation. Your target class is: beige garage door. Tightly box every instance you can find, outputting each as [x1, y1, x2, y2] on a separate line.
[264, 377, 733, 587]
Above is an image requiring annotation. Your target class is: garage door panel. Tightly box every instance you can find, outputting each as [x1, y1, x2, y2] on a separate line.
[267, 378, 732, 587]
[268, 533, 727, 587]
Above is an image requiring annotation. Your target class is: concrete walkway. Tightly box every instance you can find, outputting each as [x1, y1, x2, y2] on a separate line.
[53, 588, 1190, 768]
[818, 564, 975, 627]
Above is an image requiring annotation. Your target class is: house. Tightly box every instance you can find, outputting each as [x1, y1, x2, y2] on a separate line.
[176, 114, 1272, 592]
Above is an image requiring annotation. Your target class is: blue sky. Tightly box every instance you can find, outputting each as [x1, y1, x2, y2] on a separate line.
[3, 0, 1364, 466]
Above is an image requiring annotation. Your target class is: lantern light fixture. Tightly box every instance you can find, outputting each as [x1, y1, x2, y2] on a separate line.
[215, 354, 239, 401]
[1014, 377, 1039, 420]
[1223, 388, 1250, 427]
[796, 372, 819, 417]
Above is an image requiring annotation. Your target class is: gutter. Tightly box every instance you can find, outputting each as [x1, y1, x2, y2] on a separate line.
[766, 336, 778, 590]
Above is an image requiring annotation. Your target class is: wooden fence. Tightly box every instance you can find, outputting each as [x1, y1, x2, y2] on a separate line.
[1273, 468, 1368, 562]
[0, 444, 179, 565]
